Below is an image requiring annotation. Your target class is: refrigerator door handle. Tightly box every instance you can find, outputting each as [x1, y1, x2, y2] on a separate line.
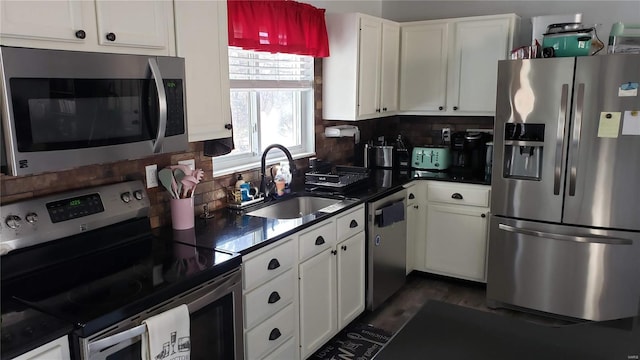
[554, 84, 570, 195]
[498, 224, 633, 245]
[569, 83, 585, 196]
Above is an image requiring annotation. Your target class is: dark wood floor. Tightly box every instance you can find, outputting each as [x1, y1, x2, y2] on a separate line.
[360, 271, 572, 335]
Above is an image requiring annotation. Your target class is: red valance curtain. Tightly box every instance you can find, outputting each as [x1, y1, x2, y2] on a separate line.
[227, 0, 330, 57]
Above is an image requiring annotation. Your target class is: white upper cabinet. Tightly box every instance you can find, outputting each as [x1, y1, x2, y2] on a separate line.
[323, 13, 400, 121]
[174, 0, 232, 141]
[400, 21, 449, 112]
[380, 22, 401, 113]
[94, 1, 171, 51]
[400, 14, 519, 116]
[0, 0, 89, 43]
[0, 0, 175, 55]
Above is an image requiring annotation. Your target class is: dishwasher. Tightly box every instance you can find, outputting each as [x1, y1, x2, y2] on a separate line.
[366, 187, 407, 311]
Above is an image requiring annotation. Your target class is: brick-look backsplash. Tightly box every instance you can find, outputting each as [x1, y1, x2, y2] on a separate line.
[1, 58, 494, 228]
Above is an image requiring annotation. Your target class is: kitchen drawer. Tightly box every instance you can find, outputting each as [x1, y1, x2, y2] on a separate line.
[261, 336, 297, 360]
[244, 269, 295, 330]
[245, 303, 295, 360]
[299, 219, 335, 261]
[427, 182, 490, 207]
[244, 238, 295, 291]
[336, 204, 365, 241]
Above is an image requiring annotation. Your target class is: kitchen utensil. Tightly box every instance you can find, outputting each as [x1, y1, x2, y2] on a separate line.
[411, 147, 451, 170]
[173, 169, 186, 198]
[159, 168, 178, 198]
[170, 164, 193, 176]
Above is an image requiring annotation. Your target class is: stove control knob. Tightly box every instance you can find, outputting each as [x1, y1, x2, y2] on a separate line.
[133, 190, 144, 200]
[5, 215, 22, 229]
[25, 212, 38, 224]
[121, 192, 132, 203]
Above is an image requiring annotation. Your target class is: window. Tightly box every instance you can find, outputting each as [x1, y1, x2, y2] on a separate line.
[213, 47, 315, 175]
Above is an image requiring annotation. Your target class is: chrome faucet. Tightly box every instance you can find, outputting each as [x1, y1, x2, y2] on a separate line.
[260, 144, 296, 198]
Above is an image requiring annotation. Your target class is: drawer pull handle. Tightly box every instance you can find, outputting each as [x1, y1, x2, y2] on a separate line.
[341, 245, 347, 251]
[408, 193, 415, 199]
[268, 291, 281, 304]
[349, 220, 358, 228]
[451, 193, 463, 200]
[269, 328, 282, 341]
[331, 250, 337, 255]
[267, 258, 280, 270]
[315, 236, 325, 246]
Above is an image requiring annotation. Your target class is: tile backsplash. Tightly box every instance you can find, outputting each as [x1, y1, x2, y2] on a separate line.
[1, 59, 494, 228]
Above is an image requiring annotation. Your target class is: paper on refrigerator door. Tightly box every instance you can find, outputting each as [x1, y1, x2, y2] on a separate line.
[621, 110, 640, 135]
[597, 112, 621, 138]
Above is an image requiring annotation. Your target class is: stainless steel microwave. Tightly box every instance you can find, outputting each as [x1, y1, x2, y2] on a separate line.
[0, 46, 188, 176]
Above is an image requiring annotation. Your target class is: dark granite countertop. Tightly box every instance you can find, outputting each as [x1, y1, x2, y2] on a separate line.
[375, 300, 640, 360]
[155, 168, 490, 256]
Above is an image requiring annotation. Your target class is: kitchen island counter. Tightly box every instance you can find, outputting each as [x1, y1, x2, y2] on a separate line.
[374, 300, 640, 360]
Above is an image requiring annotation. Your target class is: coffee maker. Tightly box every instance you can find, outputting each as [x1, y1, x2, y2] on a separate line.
[450, 131, 491, 177]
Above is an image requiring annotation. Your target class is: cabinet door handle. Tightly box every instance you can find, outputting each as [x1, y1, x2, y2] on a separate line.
[267, 258, 280, 270]
[75, 30, 86, 39]
[453, 106, 458, 111]
[341, 245, 347, 251]
[349, 220, 358, 228]
[413, 205, 419, 209]
[376, 108, 381, 113]
[106, 32, 116, 41]
[382, 107, 388, 111]
[269, 328, 281, 341]
[438, 106, 444, 111]
[408, 193, 415, 199]
[481, 213, 486, 218]
[315, 236, 325, 246]
[268, 291, 281, 304]
[224, 123, 233, 130]
[451, 193, 463, 200]
[331, 250, 337, 255]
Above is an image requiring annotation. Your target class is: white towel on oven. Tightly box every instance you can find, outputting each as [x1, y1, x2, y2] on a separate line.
[142, 304, 190, 360]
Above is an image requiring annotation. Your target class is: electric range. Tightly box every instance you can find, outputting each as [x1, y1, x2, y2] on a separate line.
[0, 181, 240, 359]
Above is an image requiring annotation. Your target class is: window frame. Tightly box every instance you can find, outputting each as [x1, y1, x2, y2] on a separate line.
[212, 49, 315, 176]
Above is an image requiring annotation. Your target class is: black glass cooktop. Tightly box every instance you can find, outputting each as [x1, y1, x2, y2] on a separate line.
[1, 219, 240, 338]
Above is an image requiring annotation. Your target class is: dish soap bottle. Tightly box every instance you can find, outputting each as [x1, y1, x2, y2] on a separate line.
[234, 174, 245, 203]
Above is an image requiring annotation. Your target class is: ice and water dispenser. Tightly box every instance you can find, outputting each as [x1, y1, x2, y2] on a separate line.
[503, 123, 545, 180]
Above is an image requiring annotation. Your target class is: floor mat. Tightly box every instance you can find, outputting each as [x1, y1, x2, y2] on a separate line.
[310, 323, 392, 360]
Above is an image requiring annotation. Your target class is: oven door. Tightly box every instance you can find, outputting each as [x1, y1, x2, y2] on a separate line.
[0, 46, 187, 176]
[81, 267, 243, 360]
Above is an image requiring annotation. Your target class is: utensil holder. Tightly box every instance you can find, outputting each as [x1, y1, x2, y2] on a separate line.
[170, 197, 195, 230]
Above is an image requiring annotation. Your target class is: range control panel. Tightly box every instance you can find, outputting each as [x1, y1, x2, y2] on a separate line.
[1, 181, 149, 255]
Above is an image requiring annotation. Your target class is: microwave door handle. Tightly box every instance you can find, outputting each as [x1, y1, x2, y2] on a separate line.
[148, 58, 167, 153]
[554, 84, 569, 195]
[569, 83, 585, 196]
[88, 323, 147, 356]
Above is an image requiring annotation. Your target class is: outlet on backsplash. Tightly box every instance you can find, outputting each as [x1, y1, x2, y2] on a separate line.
[442, 128, 451, 144]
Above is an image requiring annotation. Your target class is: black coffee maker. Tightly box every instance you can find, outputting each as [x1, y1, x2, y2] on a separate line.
[450, 131, 491, 177]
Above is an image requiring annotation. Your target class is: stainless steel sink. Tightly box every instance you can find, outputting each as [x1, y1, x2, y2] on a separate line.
[246, 196, 355, 219]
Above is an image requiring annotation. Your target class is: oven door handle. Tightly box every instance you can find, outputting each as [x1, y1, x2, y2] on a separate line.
[88, 324, 147, 356]
[149, 58, 167, 154]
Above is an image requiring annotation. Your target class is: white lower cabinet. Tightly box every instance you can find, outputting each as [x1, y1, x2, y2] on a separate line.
[425, 203, 489, 281]
[423, 182, 490, 282]
[12, 336, 70, 360]
[298, 204, 366, 359]
[242, 238, 299, 360]
[337, 232, 365, 329]
[299, 247, 337, 358]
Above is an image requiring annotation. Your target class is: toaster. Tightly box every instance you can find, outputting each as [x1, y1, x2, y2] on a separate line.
[412, 147, 451, 170]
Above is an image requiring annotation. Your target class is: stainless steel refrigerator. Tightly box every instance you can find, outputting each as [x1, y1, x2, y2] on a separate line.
[487, 54, 640, 321]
